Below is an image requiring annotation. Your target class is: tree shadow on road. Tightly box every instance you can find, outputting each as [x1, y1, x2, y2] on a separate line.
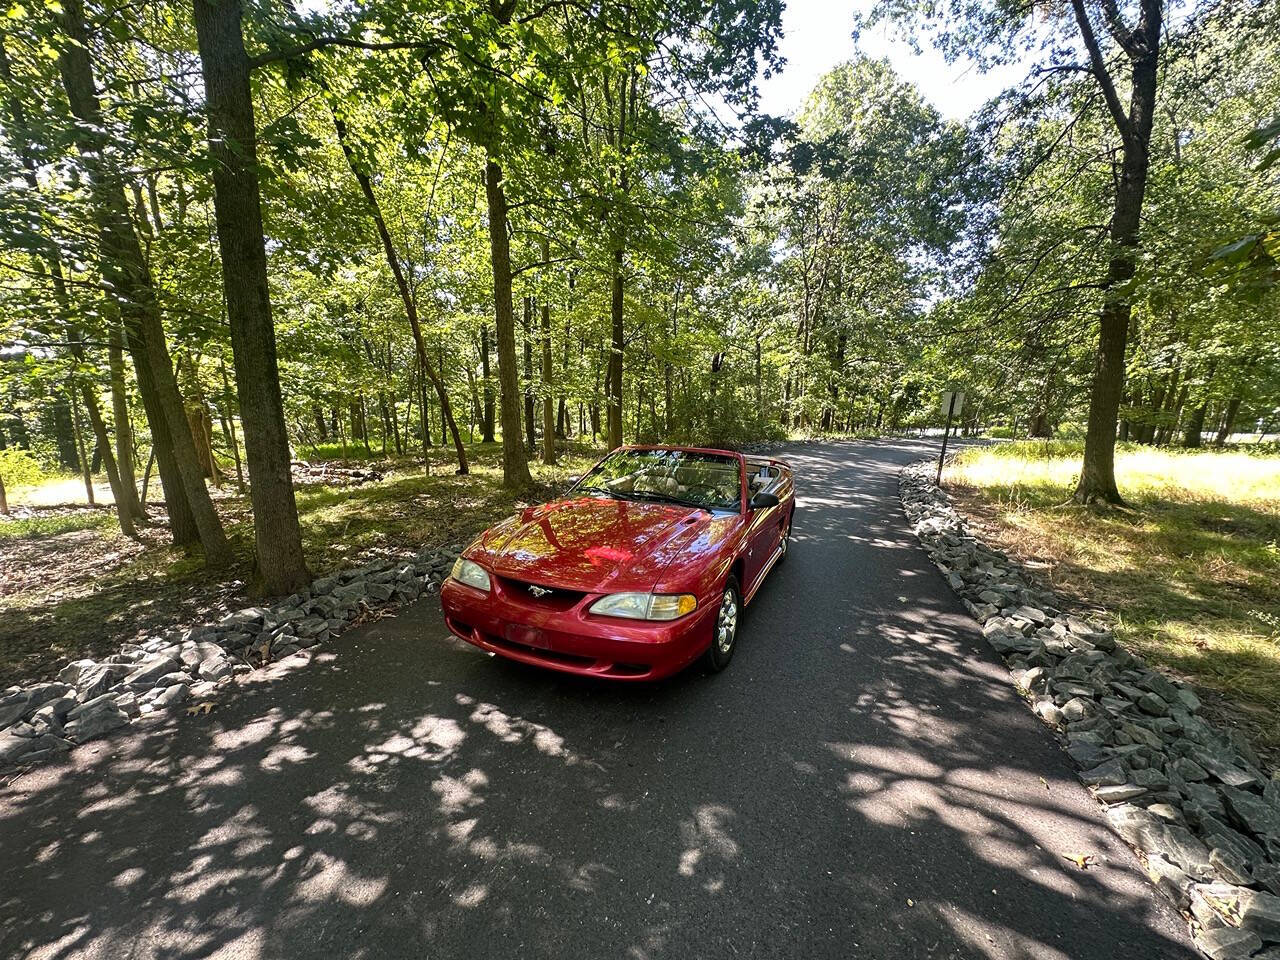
[0, 440, 1194, 960]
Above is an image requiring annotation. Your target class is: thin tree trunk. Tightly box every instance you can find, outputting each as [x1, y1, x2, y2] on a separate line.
[59, 0, 228, 561]
[109, 322, 144, 520]
[1070, 0, 1162, 504]
[192, 0, 308, 588]
[4, 37, 136, 533]
[523, 296, 536, 452]
[484, 156, 533, 488]
[219, 359, 245, 492]
[1215, 393, 1242, 447]
[480, 324, 496, 443]
[68, 387, 94, 505]
[328, 98, 468, 475]
[541, 242, 556, 464]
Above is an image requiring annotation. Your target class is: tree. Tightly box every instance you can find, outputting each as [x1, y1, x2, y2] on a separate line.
[55, 0, 231, 563]
[191, 0, 310, 593]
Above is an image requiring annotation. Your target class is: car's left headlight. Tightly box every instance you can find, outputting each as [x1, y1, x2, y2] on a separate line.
[450, 557, 491, 592]
[589, 592, 697, 621]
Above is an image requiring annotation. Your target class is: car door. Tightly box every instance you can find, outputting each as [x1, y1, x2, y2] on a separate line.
[743, 488, 783, 591]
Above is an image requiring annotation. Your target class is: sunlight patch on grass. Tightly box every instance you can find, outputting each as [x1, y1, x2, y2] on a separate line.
[948, 440, 1280, 760]
[0, 510, 115, 541]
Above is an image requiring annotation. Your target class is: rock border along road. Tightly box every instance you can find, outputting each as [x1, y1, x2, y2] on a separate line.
[0, 441, 1195, 959]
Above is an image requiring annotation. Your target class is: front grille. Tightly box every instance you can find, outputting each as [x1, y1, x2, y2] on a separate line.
[495, 575, 586, 611]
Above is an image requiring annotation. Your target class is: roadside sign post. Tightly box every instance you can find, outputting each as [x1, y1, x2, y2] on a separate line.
[937, 390, 963, 485]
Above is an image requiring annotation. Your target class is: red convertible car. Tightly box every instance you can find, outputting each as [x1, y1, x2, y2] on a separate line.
[441, 446, 795, 680]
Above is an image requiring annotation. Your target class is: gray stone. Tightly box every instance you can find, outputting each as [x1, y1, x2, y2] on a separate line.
[1066, 739, 1107, 769]
[1095, 784, 1148, 804]
[198, 656, 234, 683]
[0, 732, 36, 763]
[1012, 605, 1047, 624]
[1134, 767, 1170, 790]
[1176, 687, 1202, 713]
[1255, 863, 1280, 897]
[1145, 853, 1192, 908]
[1082, 759, 1128, 787]
[56, 659, 95, 685]
[1060, 697, 1096, 722]
[1138, 670, 1181, 704]
[1147, 822, 1214, 879]
[67, 692, 119, 720]
[1137, 692, 1169, 716]
[1146, 802, 1182, 822]
[367, 582, 395, 602]
[122, 655, 181, 691]
[63, 706, 128, 743]
[1033, 698, 1063, 726]
[150, 683, 190, 711]
[1195, 927, 1263, 960]
[1195, 751, 1261, 789]
[1172, 757, 1211, 783]
[23, 682, 74, 715]
[1222, 786, 1280, 840]
[179, 641, 225, 670]
[1199, 883, 1280, 941]
[1210, 846, 1255, 885]
[73, 662, 130, 700]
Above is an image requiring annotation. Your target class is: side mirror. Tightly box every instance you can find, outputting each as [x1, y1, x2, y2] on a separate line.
[565, 475, 581, 490]
[750, 491, 780, 510]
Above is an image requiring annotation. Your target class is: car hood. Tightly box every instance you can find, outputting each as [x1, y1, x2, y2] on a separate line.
[468, 496, 721, 593]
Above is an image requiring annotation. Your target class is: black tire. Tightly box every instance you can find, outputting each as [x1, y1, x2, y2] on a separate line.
[702, 576, 741, 673]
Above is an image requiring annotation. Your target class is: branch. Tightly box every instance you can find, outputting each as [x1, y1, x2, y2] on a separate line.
[249, 37, 436, 70]
[1069, 0, 1132, 141]
[512, 255, 580, 277]
[1098, 0, 1136, 51]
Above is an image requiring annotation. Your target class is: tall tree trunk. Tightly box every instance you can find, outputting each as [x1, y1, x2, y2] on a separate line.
[1070, 0, 1162, 504]
[313, 405, 329, 441]
[483, 156, 533, 489]
[607, 246, 625, 449]
[58, 0, 228, 561]
[1215, 393, 1242, 447]
[523, 296, 536, 452]
[68, 387, 94, 505]
[192, 0, 309, 590]
[327, 99, 468, 475]
[541, 243, 556, 464]
[3, 36, 135, 533]
[109, 322, 144, 521]
[219, 359, 245, 492]
[480, 324, 496, 443]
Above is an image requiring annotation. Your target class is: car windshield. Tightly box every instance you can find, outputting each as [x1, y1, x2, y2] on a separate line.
[575, 449, 742, 511]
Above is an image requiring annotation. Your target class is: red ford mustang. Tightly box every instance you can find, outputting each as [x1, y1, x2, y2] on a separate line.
[441, 445, 795, 680]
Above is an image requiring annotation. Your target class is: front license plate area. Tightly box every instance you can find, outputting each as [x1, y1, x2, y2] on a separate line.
[505, 624, 548, 649]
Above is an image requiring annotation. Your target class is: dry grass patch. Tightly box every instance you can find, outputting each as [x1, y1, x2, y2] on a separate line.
[947, 440, 1280, 764]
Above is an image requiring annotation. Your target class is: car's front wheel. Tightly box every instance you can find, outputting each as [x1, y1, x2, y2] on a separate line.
[702, 576, 741, 672]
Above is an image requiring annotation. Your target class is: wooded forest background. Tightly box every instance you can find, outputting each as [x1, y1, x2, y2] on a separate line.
[1, 0, 1278, 592]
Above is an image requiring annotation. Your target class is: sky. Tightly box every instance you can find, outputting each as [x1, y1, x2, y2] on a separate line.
[756, 0, 1032, 121]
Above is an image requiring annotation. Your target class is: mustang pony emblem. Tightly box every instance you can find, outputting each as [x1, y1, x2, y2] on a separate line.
[527, 584, 553, 598]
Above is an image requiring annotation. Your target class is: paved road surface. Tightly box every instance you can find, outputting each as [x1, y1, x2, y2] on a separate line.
[0, 441, 1195, 960]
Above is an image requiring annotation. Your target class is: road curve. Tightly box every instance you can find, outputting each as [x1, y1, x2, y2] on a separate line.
[0, 440, 1195, 960]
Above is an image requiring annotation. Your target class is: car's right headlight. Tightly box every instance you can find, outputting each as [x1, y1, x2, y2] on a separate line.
[450, 557, 491, 592]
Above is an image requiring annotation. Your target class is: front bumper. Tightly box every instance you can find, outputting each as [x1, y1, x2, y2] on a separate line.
[440, 576, 715, 681]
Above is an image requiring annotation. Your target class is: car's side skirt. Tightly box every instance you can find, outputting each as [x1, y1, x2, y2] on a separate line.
[743, 541, 784, 605]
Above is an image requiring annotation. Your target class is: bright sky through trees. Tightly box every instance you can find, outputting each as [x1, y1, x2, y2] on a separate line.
[757, 0, 1030, 120]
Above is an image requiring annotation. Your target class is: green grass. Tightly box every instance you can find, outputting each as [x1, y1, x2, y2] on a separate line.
[949, 440, 1280, 761]
[0, 510, 114, 541]
[0, 440, 604, 688]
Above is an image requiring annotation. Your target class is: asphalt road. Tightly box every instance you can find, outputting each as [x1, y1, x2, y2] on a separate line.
[0, 440, 1196, 960]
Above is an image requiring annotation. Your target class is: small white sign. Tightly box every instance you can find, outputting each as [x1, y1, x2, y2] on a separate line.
[941, 390, 965, 416]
